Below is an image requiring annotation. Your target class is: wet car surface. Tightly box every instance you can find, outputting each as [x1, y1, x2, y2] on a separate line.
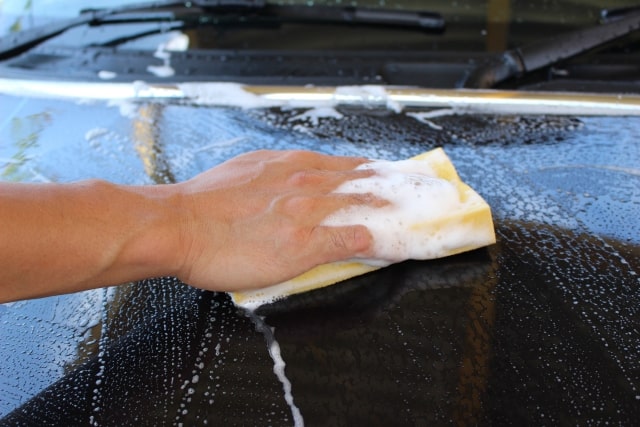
[1, 98, 639, 425]
[1, 1, 640, 426]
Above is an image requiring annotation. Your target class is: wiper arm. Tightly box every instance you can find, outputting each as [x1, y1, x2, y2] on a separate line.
[0, 10, 109, 60]
[462, 9, 640, 89]
[252, 4, 444, 31]
[0, 0, 444, 60]
[600, 5, 640, 22]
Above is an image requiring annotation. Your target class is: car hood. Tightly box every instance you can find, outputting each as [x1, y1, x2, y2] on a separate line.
[0, 87, 639, 425]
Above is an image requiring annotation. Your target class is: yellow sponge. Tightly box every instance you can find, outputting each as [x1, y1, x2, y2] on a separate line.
[231, 148, 495, 310]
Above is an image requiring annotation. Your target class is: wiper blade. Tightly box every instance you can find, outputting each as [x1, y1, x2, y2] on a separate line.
[0, 10, 108, 60]
[252, 5, 444, 31]
[462, 10, 640, 89]
[600, 5, 640, 22]
[0, 0, 444, 60]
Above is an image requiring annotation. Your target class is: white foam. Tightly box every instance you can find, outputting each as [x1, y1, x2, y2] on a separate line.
[290, 107, 343, 126]
[406, 111, 447, 130]
[322, 158, 487, 264]
[268, 339, 304, 427]
[84, 127, 109, 141]
[176, 83, 405, 111]
[178, 82, 279, 109]
[247, 313, 304, 427]
[164, 32, 189, 52]
[408, 108, 455, 119]
[334, 85, 403, 112]
[106, 99, 139, 119]
[97, 70, 117, 80]
[147, 64, 175, 78]
[147, 32, 188, 78]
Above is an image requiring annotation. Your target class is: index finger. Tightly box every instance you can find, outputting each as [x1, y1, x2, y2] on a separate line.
[279, 150, 370, 172]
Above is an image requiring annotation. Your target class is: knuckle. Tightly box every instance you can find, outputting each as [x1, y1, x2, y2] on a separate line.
[347, 191, 387, 208]
[331, 225, 372, 254]
[280, 150, 311, 163]
[352, 192, 374, 204]
[280, 195, 315, 216]
[330, 231, 349, 250]
[281, 150, 330, 167]
[287, 170, 322, 187]
[351, 225, 373, 252]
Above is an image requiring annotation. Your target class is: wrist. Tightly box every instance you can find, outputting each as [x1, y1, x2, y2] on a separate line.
[114, 182, 187, 282]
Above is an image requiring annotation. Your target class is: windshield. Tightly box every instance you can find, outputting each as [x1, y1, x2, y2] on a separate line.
[3, 0, 639, 90]
[2, 0, 639, 48]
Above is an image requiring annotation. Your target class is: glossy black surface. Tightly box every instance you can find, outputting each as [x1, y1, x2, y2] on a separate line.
[1, 96, 638, 425]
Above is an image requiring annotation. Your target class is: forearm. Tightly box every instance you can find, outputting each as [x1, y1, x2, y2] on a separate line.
[0, 180, 182, 302]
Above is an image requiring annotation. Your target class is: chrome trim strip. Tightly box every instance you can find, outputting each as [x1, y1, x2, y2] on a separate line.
[1, 78, 639, 116]
[249, 86, 640, 116]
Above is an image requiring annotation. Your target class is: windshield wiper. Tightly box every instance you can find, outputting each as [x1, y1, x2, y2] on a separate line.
[462, 9, 640, 89]
[600, 5, 640, 22]
[0, 0, 444, 61]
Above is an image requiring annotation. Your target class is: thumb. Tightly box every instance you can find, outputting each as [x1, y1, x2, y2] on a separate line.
[310, 224, 373, 264]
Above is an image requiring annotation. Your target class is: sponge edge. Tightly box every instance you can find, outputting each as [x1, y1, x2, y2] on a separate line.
[230, 148, 496, 310]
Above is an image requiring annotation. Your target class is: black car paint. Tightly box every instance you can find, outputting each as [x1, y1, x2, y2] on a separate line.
[0, 96, 638, 425]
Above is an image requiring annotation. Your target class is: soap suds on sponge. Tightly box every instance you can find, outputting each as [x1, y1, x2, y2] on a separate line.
[324, 158, 478, 264]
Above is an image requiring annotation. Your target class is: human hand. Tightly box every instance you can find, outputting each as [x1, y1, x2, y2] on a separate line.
[170, 150, 382, 292]
[0, 149, 383, 302]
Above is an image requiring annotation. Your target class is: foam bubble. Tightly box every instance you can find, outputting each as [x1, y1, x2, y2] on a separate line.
[290, 107, 344, 126]
[247, 313, 304, 427]
[147, 65, 175, 78]
[97, 70, 117, 80]
[323, 159, 468, 264]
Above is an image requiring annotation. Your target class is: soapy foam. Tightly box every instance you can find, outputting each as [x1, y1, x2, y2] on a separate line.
[248, 312, 304, 427]
[322, 157, 485, 264]
[334, 85, 403, 112]
[97, 70, 117, 80]
[290, 107, 344, 126]
[235, 261, 380, 311]
[178, 83, 279, 109]
[84, 127, 109, 142]
[147, 32, 188, 78]
[268, 339, 304, 427]
[147, 65, 175, 78]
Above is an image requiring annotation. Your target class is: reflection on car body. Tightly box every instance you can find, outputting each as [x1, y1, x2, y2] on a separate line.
[0, 1, 639, 425]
